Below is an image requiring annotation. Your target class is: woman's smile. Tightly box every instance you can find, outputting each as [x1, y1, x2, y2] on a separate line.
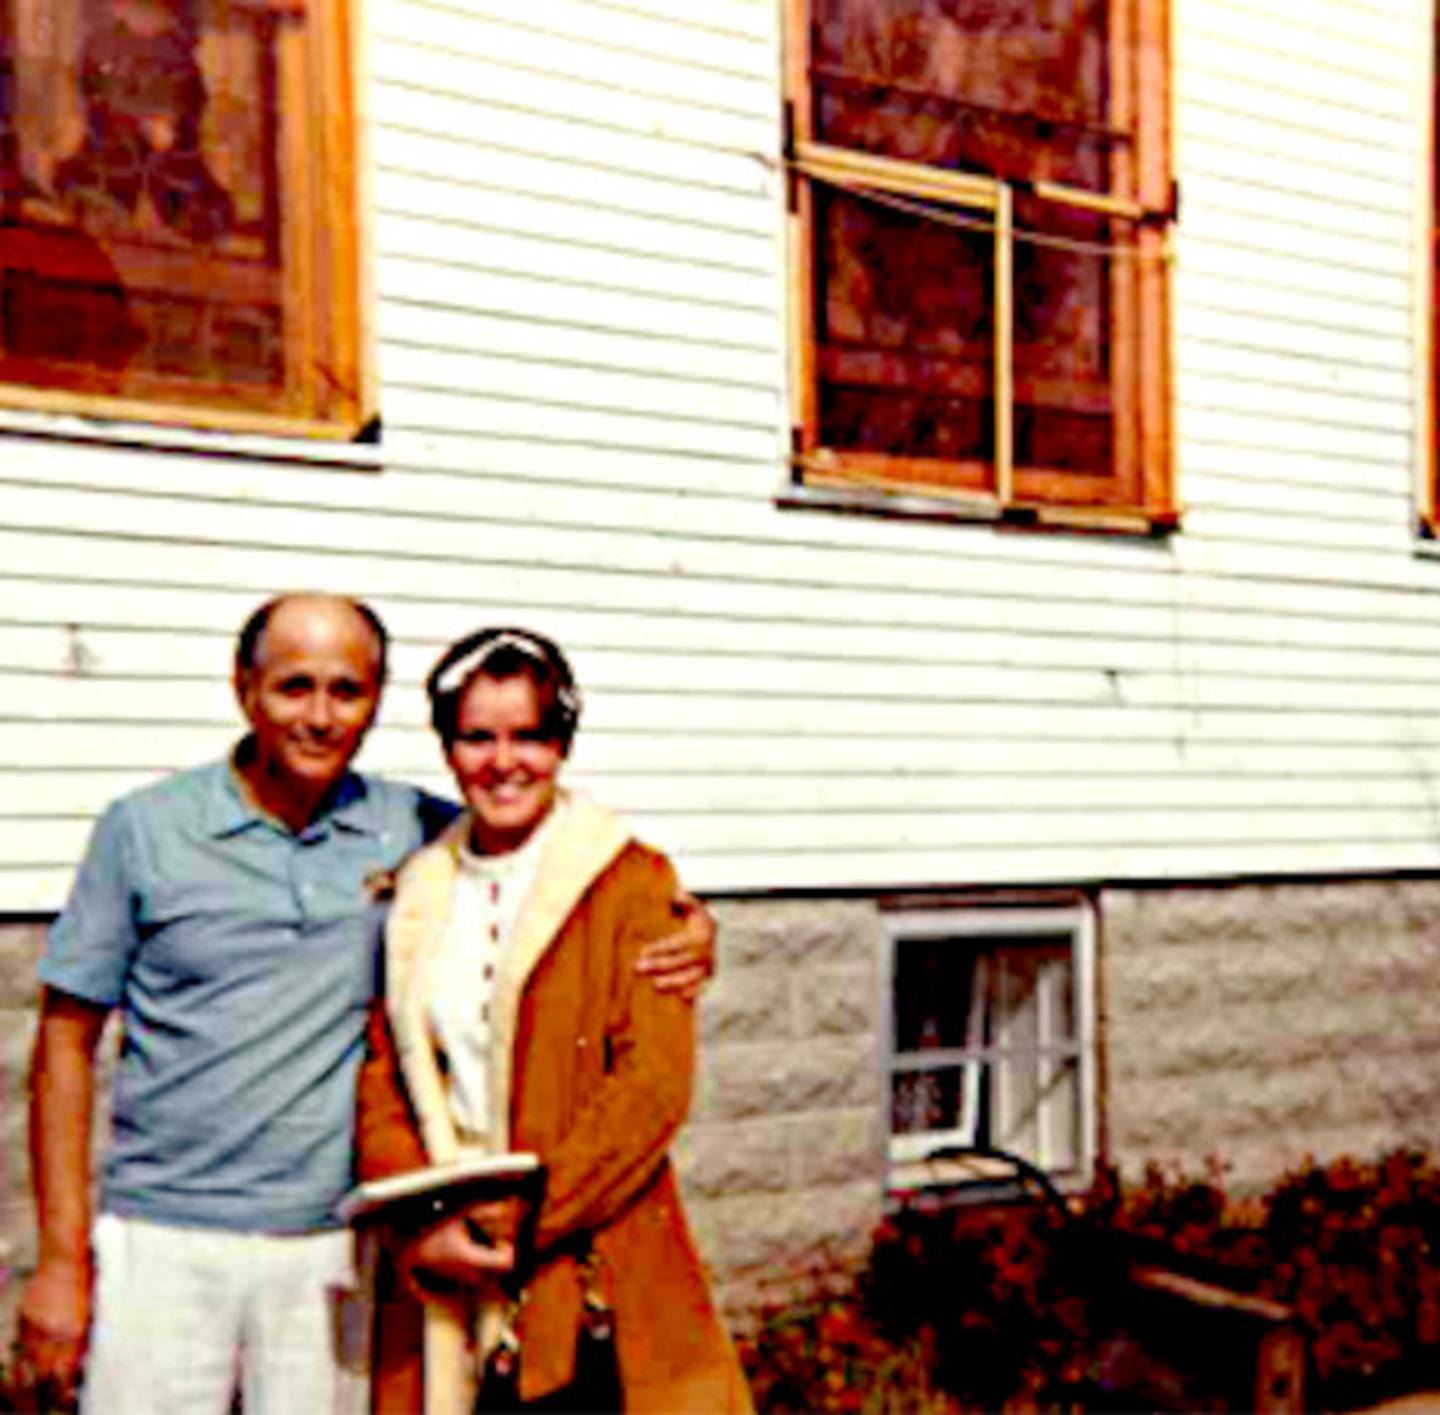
[447, 675, 564, 855]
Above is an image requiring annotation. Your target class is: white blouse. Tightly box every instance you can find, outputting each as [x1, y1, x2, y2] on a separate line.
[425, 815, 552, 1139]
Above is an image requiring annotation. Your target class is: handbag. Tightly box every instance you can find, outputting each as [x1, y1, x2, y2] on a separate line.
[472, 1241, 621, 1414]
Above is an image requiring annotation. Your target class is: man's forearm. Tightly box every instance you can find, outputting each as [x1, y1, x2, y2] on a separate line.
[28, 993, 107, 1270]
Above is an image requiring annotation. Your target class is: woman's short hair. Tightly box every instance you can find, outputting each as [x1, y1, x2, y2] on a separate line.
[426, 626, 582, 752]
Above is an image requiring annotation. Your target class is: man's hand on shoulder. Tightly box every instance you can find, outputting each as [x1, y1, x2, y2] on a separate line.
[635, 889, 716, 1003]
[15, 1256, 91, 1410]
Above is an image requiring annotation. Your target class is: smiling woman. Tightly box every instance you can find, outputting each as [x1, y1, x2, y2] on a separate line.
[356, 625, 750, 1415]
[430, 629, 579, 859]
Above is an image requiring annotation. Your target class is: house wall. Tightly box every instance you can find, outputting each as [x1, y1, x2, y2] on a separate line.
[3, 0, 1440, 1353]
[1104, 876, 1440, 1187]
[3, 0, 1440, 914]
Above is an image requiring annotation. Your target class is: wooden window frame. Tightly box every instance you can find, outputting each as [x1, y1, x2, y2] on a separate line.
[783, 0, 1175, 534]
[0, 0, 373, 441]
[883, 902, 1098, 1193]
[1423, 0, 1439, 534]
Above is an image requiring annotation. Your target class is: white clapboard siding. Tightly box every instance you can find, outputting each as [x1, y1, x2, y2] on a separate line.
[14, 725, 1440, 777]
[10, 805, 1440, 885]
[1179, 240, 1408, 311]
[17, 525, 1440, 659]
[13, 766, 1440, 825]
[6, 0, 1440, 909]
[12, 652, 1440, 721]
[14, 617, 1440, 687]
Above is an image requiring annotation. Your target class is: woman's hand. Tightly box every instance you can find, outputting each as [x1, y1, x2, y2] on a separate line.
[634, 889, 715, 1002]
[397, 1198, 518, 1298]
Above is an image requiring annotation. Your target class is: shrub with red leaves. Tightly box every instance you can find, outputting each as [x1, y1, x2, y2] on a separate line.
[740, 1148, 1440, 1413]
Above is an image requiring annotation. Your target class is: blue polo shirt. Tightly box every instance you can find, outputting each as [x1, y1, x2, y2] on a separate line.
[39, 759, 457, 1233]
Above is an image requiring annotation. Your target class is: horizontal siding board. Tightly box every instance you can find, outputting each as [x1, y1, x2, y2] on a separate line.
[374, 177, 778, 275]
[1177, 472, 1408, 526]
[1176, 201, 1409, 281]
[1180, 12, 1411, 94]
[372, 130, 774, 236]
[1176, 342, 1410, 404]
[17, 655, 1440, 717]
[12, 767, 1440, 823]
[1175, 69, 1410, 152]
[10, 807, 1440, 880]
[341, 389, 781, 456]
[1176, 506, 1410, 554]
[372, 4, 774, 116]
[5, 472, 1425, 599]
[12, 838, 1440, 913]
[12, 676, 1440, 747]
[1177, 162, 1411, 238]
[1177, 102, 1414, 186]
[1178, 449, 1408, 501]
[13, 736, 1440, 784]
[379, 258, 780, 348]
[1187, 0, 1414, 51]
[369, 40, 777, 152]
[1178, 137, 1409, 217]
[375, 218, 778, 316]
[374, 91, 775, 200]
[1180, 373, 1407, 438]
[1179, 31, 1413, 124]
[1176, 281, 1408, 355]
[377, 309, 780, 391]
[17, 542, 1440, 658]
[375, 348, 780, 429]
[1176, 406, 1408, 465]
[18, 613, 1440, 687]
[383, 0, 775, 77]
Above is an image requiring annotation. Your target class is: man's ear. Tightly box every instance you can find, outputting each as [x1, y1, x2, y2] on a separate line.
[234, 666, 256, 718]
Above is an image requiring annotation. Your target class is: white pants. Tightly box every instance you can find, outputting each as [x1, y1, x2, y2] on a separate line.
[82, 1214, 370, 1415]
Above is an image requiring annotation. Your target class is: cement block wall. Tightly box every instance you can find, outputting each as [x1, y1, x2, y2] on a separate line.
[1102, 878, 1440, 1188]
[680, 900, 888, 1310]
[0, 922, 45, 1354]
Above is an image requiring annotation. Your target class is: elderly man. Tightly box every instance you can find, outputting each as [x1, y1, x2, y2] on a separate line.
[17, 593, 713, 1414]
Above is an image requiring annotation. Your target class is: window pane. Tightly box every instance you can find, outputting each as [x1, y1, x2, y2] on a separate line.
[992, 939, 1078, 1169]
[816, 186, 994, 467]
[1014, 194, 1129, 480]
[812, 0, 1116, 193]
[892, 1064, 969, 1138]
[0, 0, 363, 429]
[888, 919, 1090, 1177]
[892, 933, 978, 1051]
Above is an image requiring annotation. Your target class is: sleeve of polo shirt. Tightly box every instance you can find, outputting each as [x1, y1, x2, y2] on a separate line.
[414, 789, 461, 844]
[38, 800, 141, 1008]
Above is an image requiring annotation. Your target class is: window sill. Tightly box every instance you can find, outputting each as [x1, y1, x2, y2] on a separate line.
[0, 404, 383, 471]
[778, 475, 1179, 539]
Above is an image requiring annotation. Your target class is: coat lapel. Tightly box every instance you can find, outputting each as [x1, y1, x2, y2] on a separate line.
[385, 794, 631, 1158]
[487, 792, 631, 1147]
[385, 815, 467, 1164]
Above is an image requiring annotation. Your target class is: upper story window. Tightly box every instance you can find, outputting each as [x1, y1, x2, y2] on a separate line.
[0, 0, 370, 439]
[885, 902, 1097, 1191]
[784, 0, 1175, 533]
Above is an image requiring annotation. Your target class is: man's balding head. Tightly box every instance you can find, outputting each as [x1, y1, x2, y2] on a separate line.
[236, 593, 388, 683]
[230, 594, 389, 829]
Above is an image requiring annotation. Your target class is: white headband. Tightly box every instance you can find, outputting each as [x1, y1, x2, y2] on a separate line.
[431, 631, 558, 699]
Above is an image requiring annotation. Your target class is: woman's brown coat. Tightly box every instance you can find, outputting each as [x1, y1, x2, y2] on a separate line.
[356, 796, 751, 1414]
